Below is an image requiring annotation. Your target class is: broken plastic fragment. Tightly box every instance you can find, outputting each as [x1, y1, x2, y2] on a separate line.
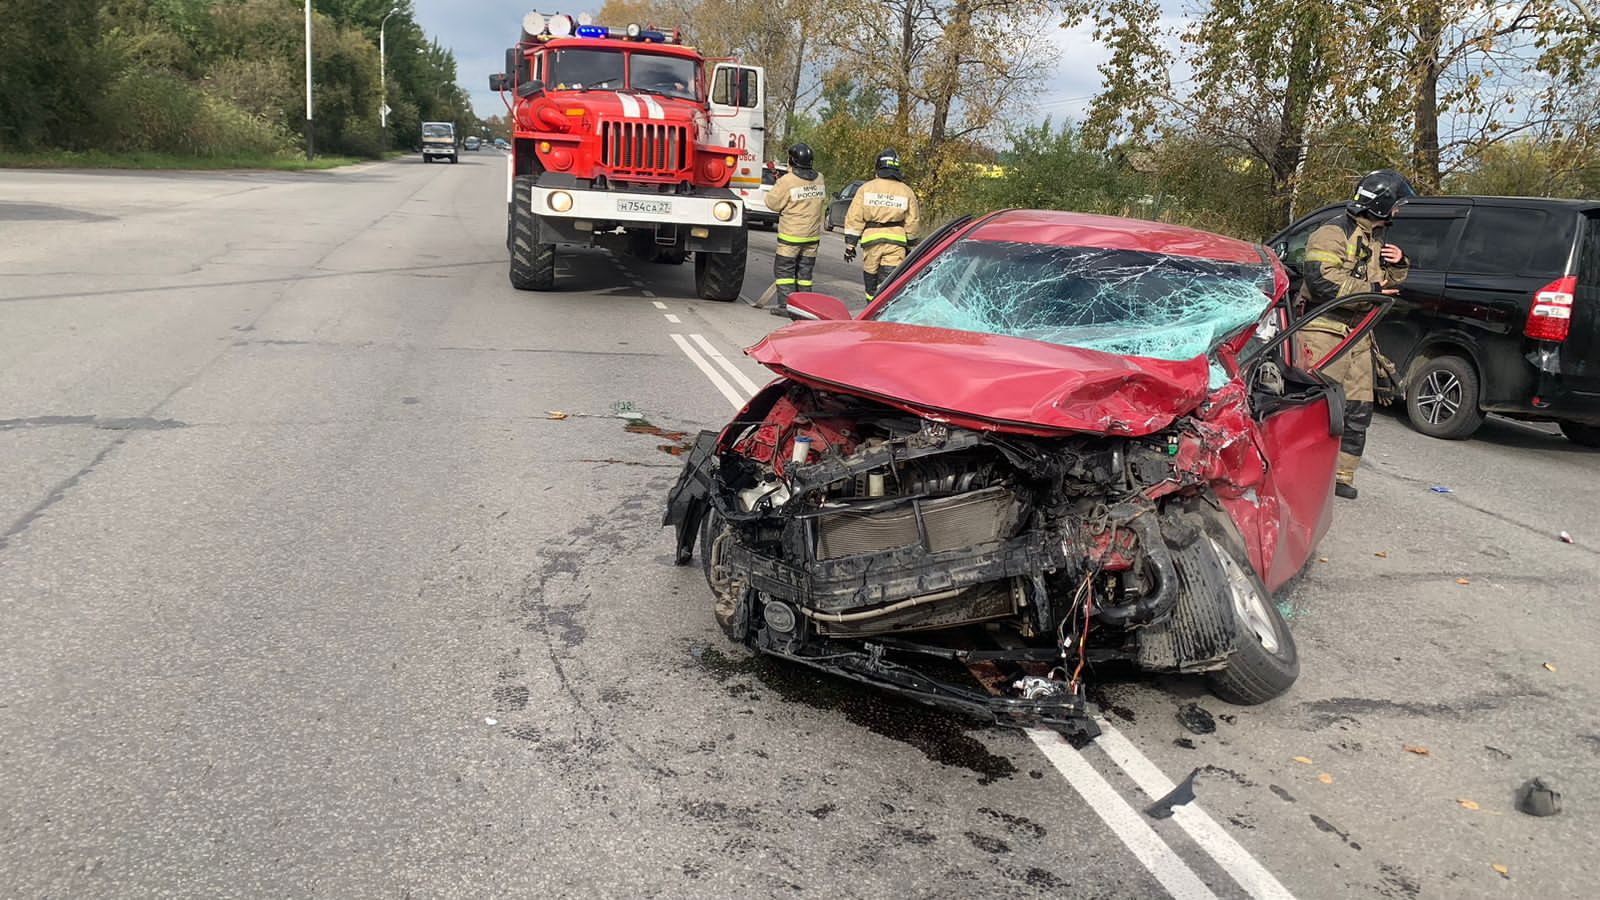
[484, 717, 498, 726]
[1146, 768, 1200, 819]
[1456, 577, 1471, 585]
[1374, 551, 1388, 558]
[1543, 662, 1556, 672]
[1292, 756, 1313, 765]
[1403, 744, 1430, 756]
[1458, 799, 1479, 810]
[1516, 777, 1561, 817]
[1318, 772, 1334, 784]
[546, 410, 569, 420]
[1560, 531, 1574, 543]
[1317, 557, 1329, 563]
[1492, 863, 1510, 878]
[1429, 485, 1452, 493]
[1013, 676, 1066, 700]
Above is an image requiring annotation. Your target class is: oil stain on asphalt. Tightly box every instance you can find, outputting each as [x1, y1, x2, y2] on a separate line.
[691, 645, 1018, 784]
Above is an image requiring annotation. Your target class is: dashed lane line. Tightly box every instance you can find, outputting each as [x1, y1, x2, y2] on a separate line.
[652, 301, 668, 310]
[664, 314, 682, 324]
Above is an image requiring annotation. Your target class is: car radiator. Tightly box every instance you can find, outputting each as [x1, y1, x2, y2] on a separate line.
[814, 487, 1016, 561]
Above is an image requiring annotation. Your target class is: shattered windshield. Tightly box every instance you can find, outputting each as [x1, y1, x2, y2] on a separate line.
[871, 240, 1273, 361]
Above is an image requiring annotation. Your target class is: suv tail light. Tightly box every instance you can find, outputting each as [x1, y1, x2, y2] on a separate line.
[1525, 275, 1577, 342]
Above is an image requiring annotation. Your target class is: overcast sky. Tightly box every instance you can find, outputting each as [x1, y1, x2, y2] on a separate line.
[414, 2, 1190, 128]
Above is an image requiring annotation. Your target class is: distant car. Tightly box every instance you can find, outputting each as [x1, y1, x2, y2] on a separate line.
[1270, 196, 1600, 445]
[742, 167, 781, 229]
[494, 138, 509, 150]
[824, 180, 865, 231]
[464, 136, 481, 151]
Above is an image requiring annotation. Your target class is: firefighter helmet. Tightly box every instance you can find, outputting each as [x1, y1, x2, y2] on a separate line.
[788, 143, 814, 170]
[875, 148, 902, 176]
[1348, 169, 1415, 221]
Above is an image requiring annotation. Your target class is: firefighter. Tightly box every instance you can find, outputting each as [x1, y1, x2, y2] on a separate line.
[1297, 168, 1414, 500]
[844, 148, 920, 301]
[759, 143, 827, 314]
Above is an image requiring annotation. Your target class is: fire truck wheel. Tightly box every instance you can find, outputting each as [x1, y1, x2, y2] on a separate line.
[693, 226, 747, 302]
[509, 175, 555, 291]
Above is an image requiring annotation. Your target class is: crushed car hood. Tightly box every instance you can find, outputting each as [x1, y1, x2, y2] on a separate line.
[746, 320, 1212, 436]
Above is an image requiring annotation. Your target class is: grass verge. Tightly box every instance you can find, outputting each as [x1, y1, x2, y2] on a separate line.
[0, 150, 377, 171]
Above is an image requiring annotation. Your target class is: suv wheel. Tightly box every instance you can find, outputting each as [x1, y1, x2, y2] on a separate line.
[1559, 421, 1600, 448]
[1405, 354, 1485, 440]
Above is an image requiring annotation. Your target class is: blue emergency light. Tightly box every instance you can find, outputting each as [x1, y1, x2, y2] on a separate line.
[575, 24, 607, 38]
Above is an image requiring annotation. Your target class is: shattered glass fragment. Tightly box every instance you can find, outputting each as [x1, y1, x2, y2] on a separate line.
[872, 241, 1272, 363]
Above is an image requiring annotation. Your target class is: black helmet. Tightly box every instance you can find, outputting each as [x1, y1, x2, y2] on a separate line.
[875, 148, 902, 175]
[787, 143, 814, 169]
[1348, 169, 1416, 220]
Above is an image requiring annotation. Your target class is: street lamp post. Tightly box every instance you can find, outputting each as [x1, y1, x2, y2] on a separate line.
[303, 0, 314, 159]
[379, 6, 399, 150]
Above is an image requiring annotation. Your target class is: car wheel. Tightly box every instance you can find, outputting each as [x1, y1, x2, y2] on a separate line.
[508, 174, 556, 291]
[700, 509, 750, 642]
[824, 212, 834, 232]
[1559, 421, 1600, 447]
[1405, 354, 1485, 440]
[1204, 534, 1300, 705]
[694, 225, 747, 302]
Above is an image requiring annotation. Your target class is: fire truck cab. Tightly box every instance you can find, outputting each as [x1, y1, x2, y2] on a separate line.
[491, 12, 762, 301]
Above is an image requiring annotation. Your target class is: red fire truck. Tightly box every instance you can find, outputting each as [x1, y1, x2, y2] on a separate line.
[490, 12, 765, 301]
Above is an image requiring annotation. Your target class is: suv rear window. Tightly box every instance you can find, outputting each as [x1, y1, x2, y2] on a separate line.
[1451, 207, 1566, 276]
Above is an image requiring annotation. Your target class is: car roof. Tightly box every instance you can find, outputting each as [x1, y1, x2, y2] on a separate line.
[968, 209, 1267, 265]
[1310, 196, 1600, 215]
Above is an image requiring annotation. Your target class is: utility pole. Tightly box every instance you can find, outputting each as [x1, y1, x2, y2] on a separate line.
[380, 6, 399, 151]
[304, 0, 314, 159]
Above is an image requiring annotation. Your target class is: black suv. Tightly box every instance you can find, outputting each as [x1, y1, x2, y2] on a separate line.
[1270, 197, 1600, 445]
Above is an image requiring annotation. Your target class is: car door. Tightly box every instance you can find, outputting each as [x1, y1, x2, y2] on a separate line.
[1370, 201, 1467, 382]
[1238, 293, 1394, 590]
[1267, 206, 1343, 299]
[830, 181, 862, 227]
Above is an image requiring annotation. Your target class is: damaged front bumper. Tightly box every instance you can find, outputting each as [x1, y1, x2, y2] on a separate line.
[754, 634, 1102, 741]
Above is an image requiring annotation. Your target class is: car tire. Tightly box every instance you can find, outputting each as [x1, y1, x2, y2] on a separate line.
[824, 212, 834, 232]
[508, 174, 556, 291]
[1173, 507, 1299, 705]
[694, 226, 747, 302]
[1405, 354, 1485, 440]
[1559, 421, 1600, 447]
[701, 509, 749, 642]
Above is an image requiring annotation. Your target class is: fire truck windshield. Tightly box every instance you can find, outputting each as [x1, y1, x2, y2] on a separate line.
[549, 49, 699, 101]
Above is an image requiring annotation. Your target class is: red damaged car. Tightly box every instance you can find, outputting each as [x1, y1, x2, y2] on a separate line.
[665, 209, 1389, 739]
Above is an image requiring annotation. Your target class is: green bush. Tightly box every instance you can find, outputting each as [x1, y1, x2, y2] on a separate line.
[96, 67, 287, 156]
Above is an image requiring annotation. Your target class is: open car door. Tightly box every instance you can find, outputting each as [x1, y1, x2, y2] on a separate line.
[1237, 293, 1394, 590]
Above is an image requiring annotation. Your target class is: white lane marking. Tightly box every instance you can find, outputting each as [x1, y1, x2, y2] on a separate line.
[616, 92, 641, 118]
[689, 333, 762, 396]
[1095, 724, 1297, 900]
[641, 95, 665, 119]
[641, 289, 656, 298]
[665, 314, 681, 323]
[1028, 730, 1220, 900]
[670, 334, 745, 409]
[652, 301, 668, 309]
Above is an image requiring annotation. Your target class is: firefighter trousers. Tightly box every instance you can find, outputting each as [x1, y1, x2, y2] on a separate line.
[861, 241, 907, 300]
[1297, 318, 1374, 486]
[773, 241, 818, 302]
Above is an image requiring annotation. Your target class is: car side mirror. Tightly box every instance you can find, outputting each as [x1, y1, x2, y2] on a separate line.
[786, 292, 851, 322]
[515, 79, 544, 98]
[488, 73, 507, 92]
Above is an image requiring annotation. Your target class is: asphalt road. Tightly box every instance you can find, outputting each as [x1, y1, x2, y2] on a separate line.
[3, 155, 1597, 899]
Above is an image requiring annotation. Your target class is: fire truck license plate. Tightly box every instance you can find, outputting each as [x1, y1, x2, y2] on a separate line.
[616, 198, 671, 215]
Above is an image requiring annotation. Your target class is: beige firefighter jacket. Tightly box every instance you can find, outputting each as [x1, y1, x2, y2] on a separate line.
[844, 177, 920, 249]
[1296, 214, 1409, 314]
[765, 170, 827, 244]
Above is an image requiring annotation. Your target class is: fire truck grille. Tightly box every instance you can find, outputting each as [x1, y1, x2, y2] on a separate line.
[601, 121, 688, 177]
